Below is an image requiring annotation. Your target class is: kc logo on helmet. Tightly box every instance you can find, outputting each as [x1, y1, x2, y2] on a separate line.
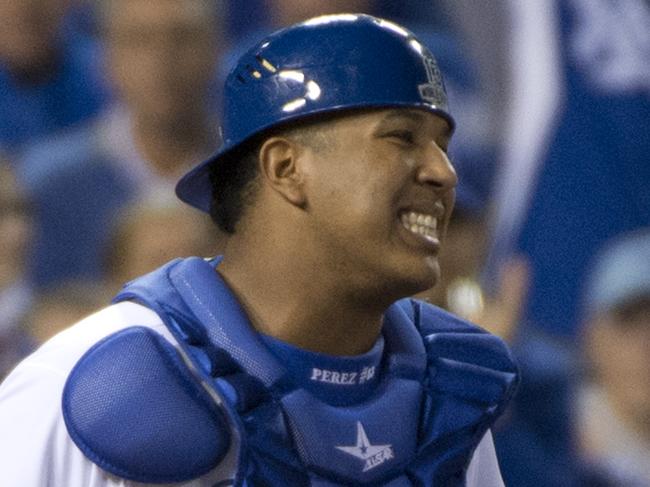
[419, 55, 445, 105]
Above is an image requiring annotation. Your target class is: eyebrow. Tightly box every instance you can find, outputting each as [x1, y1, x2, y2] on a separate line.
[377, 109, 453, 138]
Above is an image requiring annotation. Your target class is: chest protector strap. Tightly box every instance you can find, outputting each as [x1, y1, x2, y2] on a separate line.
[68, 257, 518, 485]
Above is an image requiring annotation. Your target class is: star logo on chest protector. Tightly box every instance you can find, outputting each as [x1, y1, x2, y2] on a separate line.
[335, 421, 395, 472]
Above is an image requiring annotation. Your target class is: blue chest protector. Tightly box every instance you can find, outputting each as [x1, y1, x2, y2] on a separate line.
[63, 257, 519, 486]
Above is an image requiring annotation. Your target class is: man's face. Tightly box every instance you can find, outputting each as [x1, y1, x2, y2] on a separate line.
[0, 0, 69, 70]
[272, 0, 373, 26]
[300, 108, 456, 298]
[588, 300, 650, 433]
[106, 0, 217, 122]
[110, 205, 214, 286]
[0, 165, 33, 288]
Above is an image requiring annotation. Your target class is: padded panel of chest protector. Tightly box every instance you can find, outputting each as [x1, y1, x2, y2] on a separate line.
[62, 326, 230, 483]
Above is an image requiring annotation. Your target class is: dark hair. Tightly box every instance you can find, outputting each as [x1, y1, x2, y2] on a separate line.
[208, 139, 262, 234]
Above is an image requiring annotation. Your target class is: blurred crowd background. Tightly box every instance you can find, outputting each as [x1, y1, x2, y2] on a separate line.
[0, 0, 649, 485]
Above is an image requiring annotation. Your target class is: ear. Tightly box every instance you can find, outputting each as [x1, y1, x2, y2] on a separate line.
[258, 136, 307, 208]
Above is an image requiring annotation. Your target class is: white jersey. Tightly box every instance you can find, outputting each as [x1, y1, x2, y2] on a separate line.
[0, 301, 505, 487]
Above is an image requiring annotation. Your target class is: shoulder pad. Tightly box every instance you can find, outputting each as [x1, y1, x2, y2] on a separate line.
[411, 298, 519, 405]
[62, 326, 230, 483]
[405, 298, 485, 335]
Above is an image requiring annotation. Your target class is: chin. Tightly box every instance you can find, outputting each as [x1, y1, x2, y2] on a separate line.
[391, 259, 441, 299]
[410, 276, 439, 297]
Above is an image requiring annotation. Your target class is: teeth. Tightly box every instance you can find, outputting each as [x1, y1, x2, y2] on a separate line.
[400, 211, 438, 240]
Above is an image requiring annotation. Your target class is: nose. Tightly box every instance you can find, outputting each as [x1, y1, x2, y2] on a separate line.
[416, 142, 458, 191]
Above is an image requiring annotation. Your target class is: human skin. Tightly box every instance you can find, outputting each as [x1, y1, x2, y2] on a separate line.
[0, 0, 69, 72]
[105, 0, 217, 125]
[271, 0, 373, 27]
[0, 164, 32, 290]
[587, 301, 650, 441]
[218, 108, 456, 356]
[103, 0, 219, 176]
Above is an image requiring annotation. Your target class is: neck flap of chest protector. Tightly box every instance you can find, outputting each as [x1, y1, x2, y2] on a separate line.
[114, 257, 518, 486]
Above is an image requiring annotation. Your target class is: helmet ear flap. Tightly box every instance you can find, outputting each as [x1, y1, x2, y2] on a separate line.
[176, 13, 455, 213]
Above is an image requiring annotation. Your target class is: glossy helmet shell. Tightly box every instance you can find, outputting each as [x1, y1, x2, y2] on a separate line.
[176, 13, 454, 212]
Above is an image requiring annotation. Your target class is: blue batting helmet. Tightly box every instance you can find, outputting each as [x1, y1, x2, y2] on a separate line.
[176, 13, 454, 213]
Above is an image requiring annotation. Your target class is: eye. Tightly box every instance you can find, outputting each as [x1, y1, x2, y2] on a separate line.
[385, 130, 416, 145]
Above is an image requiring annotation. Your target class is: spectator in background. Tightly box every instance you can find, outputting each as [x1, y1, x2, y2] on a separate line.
[485, 0, 650, 338]
[266, 0, 374, 27]
[21, 0, 222, 289]
[224, 0, 451, 45]
[223, 0, 459, 77]
[23, 281, 112, 345]
[578, 229, 650, 486]
[0, 159, 36, 379]
[104, 193, 219, 293]
[451, 1, 650, 485]
[0, 0, 109, 155]
[220, 0, 376, 74]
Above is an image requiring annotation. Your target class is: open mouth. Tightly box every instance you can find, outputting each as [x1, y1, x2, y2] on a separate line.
[399, 211, 438, 243]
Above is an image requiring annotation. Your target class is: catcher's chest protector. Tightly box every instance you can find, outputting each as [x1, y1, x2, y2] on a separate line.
[64, 257, 519, 486]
